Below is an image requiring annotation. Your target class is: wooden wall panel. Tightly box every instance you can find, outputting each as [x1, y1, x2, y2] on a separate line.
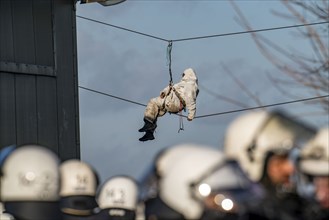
[0, 1, 16, 146]
[33, 0, 54, 66]
[15, 74, 38, 144]
[53, 0, 80, 160]
[0, 73, 16, 146]
[11, 1, 38, 146]
[0, 0, 14, 61]
[11, 0, 35, 64]
[33, 0, 58, 154]
[0, 0, 80, 160]
[36, 76, 58, 154]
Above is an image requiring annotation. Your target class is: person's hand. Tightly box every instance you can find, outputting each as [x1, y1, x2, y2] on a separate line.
[187, 117, 193, 121]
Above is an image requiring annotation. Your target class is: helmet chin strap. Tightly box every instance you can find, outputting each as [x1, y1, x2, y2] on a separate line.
[61, 207, 94, 216]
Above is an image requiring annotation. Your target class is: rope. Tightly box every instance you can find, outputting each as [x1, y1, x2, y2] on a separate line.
[166, 41, 173, 85]
[171, 21, 329, 42]
[78, 86, 329, 119]
[178, 102, 185, 133]
[166, 41, 185, 131]
[79, 85, 146, 107]
[76, 15, 168, 42]
[195, 95, 329, 118]
[76, 15, 328, 43]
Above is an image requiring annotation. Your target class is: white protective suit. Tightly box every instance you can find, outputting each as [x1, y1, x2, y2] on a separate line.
[144, 68, 199, 122]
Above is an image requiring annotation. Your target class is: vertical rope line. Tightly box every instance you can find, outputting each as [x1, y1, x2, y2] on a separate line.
[178, 105, 184, 133]
[166, 41, 173, 85]
[166, 41, 184, 132]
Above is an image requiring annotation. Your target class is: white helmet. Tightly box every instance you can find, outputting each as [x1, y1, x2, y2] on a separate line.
[0, 213, 15, 220]
[142, 144, 218, 201]
[224, 110, 315, 182]
[59, 159, 99, 197]
[1, 144, 60, 201]
[139, 145, 199, 202]
[0, 203, 15, 220]
[158, 144, 225, 219]
[156, 144, 199, 178]
[299, 127, 329, 176]
[97, 175, 138, 211]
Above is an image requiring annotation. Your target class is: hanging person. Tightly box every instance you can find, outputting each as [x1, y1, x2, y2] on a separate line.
[138, 68, 199, 142]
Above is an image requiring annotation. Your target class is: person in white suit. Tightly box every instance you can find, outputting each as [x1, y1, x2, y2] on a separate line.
[138, 68, 199, 141]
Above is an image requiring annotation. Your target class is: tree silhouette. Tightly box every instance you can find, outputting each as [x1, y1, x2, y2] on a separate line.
[231, 0, 329, 113]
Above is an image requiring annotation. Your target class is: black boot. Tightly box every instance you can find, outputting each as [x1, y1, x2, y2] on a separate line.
[138, 118, 157, 132]
[139, 131, 155, 142]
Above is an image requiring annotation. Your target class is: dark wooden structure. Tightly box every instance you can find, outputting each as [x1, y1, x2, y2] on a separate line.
[0, 0, 80, 160]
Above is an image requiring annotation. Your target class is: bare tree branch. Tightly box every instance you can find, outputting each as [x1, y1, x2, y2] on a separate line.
[221, 63, 264, 107]
[230, 0, 329, 112]
[198, 83, 250, 108]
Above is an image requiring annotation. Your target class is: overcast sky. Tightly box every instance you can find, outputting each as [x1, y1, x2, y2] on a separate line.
[75, 0, 328, 183]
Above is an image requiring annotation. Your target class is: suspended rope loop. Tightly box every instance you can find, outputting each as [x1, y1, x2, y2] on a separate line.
[178, 103, 185, 133]
[166, 41, 173, 85]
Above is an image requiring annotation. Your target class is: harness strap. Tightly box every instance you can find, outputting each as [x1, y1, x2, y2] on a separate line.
[161, 85, 185, 132]
[161, 85, 172, 109]
[172, 86, 186, 109]
[162, 85, 186, 111]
